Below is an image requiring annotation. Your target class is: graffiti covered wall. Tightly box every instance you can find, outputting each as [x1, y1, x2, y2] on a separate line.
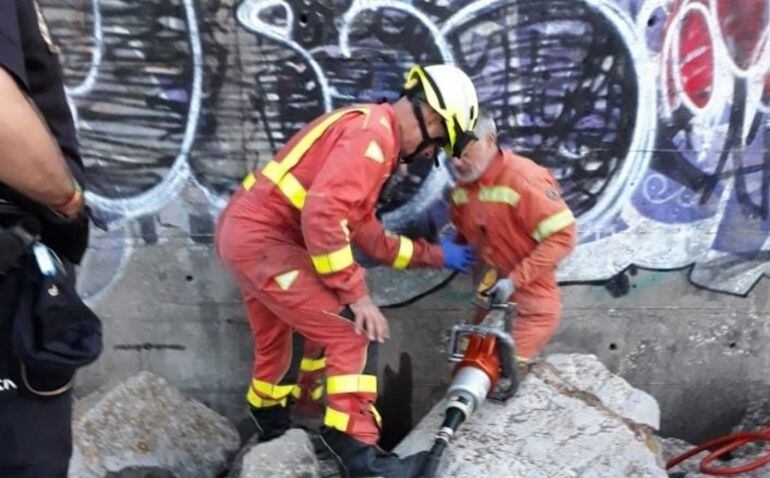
[35, 0, 770, 441]
[43, 0, 770, 301]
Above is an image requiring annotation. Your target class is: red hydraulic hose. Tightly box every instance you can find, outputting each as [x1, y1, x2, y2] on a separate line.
[666, 427, 770, 476]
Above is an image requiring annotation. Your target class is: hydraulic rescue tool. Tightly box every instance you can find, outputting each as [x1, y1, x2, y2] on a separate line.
[421, 268, 518, 477]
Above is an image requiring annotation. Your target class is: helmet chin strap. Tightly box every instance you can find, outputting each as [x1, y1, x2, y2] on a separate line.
[401, 96, 444, 166]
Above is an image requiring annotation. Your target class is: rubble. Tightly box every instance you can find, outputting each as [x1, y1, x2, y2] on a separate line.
[231, 429, 322, 478]
[68, 371, 240, 478]
[396, 353, 666, 477]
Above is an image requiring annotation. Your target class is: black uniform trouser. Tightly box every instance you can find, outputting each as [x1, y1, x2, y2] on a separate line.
[0, 268, 72, 478]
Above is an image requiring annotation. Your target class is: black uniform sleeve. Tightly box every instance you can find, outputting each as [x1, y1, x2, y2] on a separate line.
[0, 0, 89, 264]
[0, 0, 29, 90]
[16, 0, 84, 174]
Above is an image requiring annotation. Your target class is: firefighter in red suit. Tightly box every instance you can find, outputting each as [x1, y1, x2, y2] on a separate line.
[449, 110, 577, 367]
[216, 64, 479, 477]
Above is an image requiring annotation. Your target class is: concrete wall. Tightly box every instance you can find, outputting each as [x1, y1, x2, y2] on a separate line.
[37, 0, 770, 445]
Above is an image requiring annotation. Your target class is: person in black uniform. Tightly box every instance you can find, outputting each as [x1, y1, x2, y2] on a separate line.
[0, 0, 90, 476]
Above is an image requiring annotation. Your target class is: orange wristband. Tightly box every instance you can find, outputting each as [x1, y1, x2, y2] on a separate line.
[53, 181, 83, 213]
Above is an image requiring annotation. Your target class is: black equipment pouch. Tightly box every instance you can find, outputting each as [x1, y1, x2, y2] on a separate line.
[11, 244, 102, 397]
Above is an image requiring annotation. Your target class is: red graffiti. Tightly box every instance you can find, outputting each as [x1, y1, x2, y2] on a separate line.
[664, 0, 770, 111]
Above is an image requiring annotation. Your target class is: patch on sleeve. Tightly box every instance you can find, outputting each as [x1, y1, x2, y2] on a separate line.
[365, 140, 385, 163]
[545, 187, 561, 201]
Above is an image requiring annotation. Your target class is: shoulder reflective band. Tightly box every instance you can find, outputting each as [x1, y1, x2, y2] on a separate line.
[532, 209, 576, 242]
[393, 236, 414, 270]
[452, 187, 469, 204]
[300, 356, 326, 373]
[479, 186, 520, 206]
[241, 107, 370, 207]
[242, 172, 257, 190]
[326, 374, 377, 394]
[261, 164, 307, 209]
[311, 244, 354, 274]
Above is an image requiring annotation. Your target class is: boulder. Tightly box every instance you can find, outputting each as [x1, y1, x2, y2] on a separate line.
[69, 371, 240, 478]
[232, 429, 321, 478]
[397, 353, 666, 478]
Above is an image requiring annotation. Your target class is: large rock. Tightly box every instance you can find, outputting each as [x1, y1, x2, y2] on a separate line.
[231, 429, 322, 478]
[69, 371, 240, 478]
[397, 353, 666, 478]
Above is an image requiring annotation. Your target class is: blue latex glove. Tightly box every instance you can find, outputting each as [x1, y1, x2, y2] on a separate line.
[441, 237, 477, 274]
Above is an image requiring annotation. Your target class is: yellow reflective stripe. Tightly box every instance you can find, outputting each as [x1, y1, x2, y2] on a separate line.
[327, 374, 377, 394]
[300, 356, 326, 372]
[324, 407, 350, 432]
[260, 161, 308, 209]
[291, 385, 302, 400]
[252, 379, 295, 399]
[248, 386, 288, 408]
[393, 236, 414, 270]
[479, 186, 520, 206]
[276, 173, 306, 209]
[532, 209, 576, 242]
[311, 245, 354, 275]
[266, 108, 368, 179]
[290, 384, 324, 401]
[311, 385, 325, 401]
[451, 187, 469, 205]
[371, 405, 382, 426]
[259, 107, 369, 208]
[242, 172, 257, 191]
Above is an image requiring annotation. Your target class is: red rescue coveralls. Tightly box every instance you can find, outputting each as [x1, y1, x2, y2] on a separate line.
[216, 104, 443, 445]
[450, 149, 577, 361]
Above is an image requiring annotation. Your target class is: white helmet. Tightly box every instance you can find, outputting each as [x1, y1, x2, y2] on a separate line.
[402, 64, 479, 158]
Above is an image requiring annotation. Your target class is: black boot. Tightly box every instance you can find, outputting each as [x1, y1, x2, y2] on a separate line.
[319, 428, 428, 478]
[249, 405, 290, 442]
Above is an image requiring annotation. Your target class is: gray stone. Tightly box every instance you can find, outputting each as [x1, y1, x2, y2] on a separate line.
[545, 354, 661, 429]
[658, 436, 706, 477]
[68, 371, 240, 478]
[234, 429, 321, 478]
[396, 354, 667, 478]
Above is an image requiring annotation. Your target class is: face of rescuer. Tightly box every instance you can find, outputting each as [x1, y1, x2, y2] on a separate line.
[451, 128, 497, 185]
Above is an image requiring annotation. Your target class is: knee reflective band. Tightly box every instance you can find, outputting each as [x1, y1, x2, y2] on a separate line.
[291, 383, 325, 401]
[311, 384, 325, 401]
[324, 374, 380, 433]
[393, 236, 414, 270]
[300, 356, 326, 372]
[327, 374, 377, 394]
[324, 405, 382, 432]
[311, 245, 354, 274]
[247, 379, 295, 408]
